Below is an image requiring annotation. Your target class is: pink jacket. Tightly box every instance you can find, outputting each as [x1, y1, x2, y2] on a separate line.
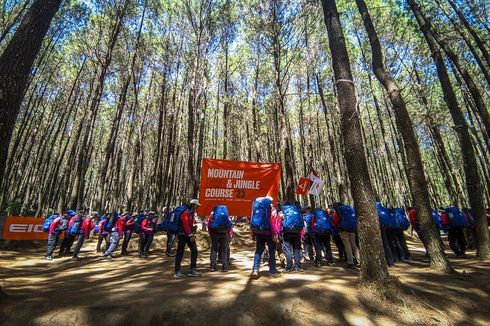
[253, 207, 280, 237]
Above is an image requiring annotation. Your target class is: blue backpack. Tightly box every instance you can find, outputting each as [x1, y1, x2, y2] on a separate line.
[282, 204, 303, 233]
[394, 208, 410, 230]
[134, 214, 148, 234]
[338, 204, 357, 231]
[161, 206, 187, 234]
[303, 213, 314, 234]
[93, 215, 105, 234]
[250, 197, 272, 232]
[431, 210, 443, 230]
[42, 215, 58, 232]
[313, 209, 334, 235]
[210, 205, 232, 232]
[104, 212, 120, 232]
[377, 204, 391, 229]
[445, 207, 467, 227]
[69, 216, 83, 235]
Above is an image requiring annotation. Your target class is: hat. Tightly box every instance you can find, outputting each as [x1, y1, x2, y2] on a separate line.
[189, 199, 201, 206]
[122, 212, 130, 216]
[148, 211, 155, 215]
[91, 211, 99, 216]
[65, 210, 76, 217]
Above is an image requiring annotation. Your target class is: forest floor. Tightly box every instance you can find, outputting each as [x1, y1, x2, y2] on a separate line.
[0, 223, 489, 326]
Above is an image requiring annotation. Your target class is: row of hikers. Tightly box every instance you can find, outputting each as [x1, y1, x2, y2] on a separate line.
[42, 197, 484, 278]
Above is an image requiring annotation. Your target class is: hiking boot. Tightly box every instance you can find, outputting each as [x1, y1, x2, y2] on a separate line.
[269, 272, 280, 278]
[174, 270, 186, 278]
[210, 267, 217, 272]
[72, 255, 81, 261]
[188, 269, 202, 277]
[315, 263, 322, 268]
[347, 264, 356, 269]
[166, 252, 175, 257]
[121, 251, 128, 256]
[45, 256, 53, 261]
[326, 261, 334, 266]
[222, 268, 229, 272]
[250, 270, 259, 279]
[295, 267, 304, 272]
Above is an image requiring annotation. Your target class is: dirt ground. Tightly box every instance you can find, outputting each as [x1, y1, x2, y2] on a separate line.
[1, 223, 489, 326]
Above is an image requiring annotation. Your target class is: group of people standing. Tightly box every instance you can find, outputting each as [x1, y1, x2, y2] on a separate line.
[43, 196, 486, 280]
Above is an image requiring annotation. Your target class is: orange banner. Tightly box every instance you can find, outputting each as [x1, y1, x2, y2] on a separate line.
[2, 216, 48, 240]
[199, 158, 281, 217]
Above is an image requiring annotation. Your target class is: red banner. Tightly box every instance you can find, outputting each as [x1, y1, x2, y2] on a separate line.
[295, 177, 312, 195]
[2, 216, 48, 240]
[199, 158, 281, 217]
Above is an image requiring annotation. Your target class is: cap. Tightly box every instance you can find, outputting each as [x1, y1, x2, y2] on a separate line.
[189, 199, 201, 206]
[122, 212, 130, 216]
[91, 211, 99, 216]
[65, 210, 76, 217]
[148, 211, 155, 215]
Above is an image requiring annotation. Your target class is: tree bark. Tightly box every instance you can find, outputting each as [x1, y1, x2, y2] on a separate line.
[320, 0, 389, 283]
[0, 0, 62, 195]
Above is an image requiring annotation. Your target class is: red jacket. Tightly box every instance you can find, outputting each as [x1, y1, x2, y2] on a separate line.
[98, 219, 109, 235]
[140, 217, 154, 235]
[207, 212, 233, 237]
[440, 211, 449, 226]
[81, 217, 95, 238]
[49, 216, 64, 235]
[66, 216, 79, 235]
[124, 216, 135, 231]
[331, 211, 340, 229]
[181, 210, 196, 236]
[114, 216, 126, 235]
[408, 208, 417, 226]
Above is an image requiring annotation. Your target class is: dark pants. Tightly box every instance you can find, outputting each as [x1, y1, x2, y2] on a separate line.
[303, 234, 314, 261]
[59, 234, 75, 255]
[210, 232, 229, 270]
[387, 229, 403, 261]
[97, 233, 110, 252]
[313, 233, 333, 264]
[175, 235, 198, 272]
[166, 232, 176, 254]
[139, 232, 149, 255]
[253, 234, 277, 273]
[104, 231, 120, 255]
[144, 233, 154, 254]
[332, 234, 346, 261]
[448, 227, 466, 256]
[72, 235, 85, 257]
[283, 232, 302, 270]
[394, 229, 410, 259]
[46, 233, 59, 257]
[381, 228, 395, 266]
[121, 230, 133, 254]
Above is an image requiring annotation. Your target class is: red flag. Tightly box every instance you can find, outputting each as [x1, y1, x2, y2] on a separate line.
[295, 177, 312, 195]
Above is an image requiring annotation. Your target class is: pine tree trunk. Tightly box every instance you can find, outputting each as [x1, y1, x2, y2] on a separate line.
[355, 0, 453, 273]
[0, 0, 62, 194]
[409, 0, 490, 259]
[320, 0, 389, 283]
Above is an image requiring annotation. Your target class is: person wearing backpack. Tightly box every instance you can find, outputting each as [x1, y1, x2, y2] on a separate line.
[310, 208, 335, 267]
[174, 199, 202, 278]
[44, 212, 68, 260]
[121, 213, 136, 255]
[250, 196, 280, 279]
[377, 202, 396, 266]
[59, 210, 78, 256]
[142, 211, 158, 256]
[392, 208, 411, 261]
[462, 208, 477, 250]
[333, 203, 360, 269]
[443, 206, 467, 257]
[280, 202, 304, 272]
[102, 212, 125, 258]
[96, 213, 110, 253]
[329, 208, 346, 262]
[162, 206, 176, 257]
[302, 207, 315, 262]
[72, 211, 97, 260]
[207, 205, 233, 272]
